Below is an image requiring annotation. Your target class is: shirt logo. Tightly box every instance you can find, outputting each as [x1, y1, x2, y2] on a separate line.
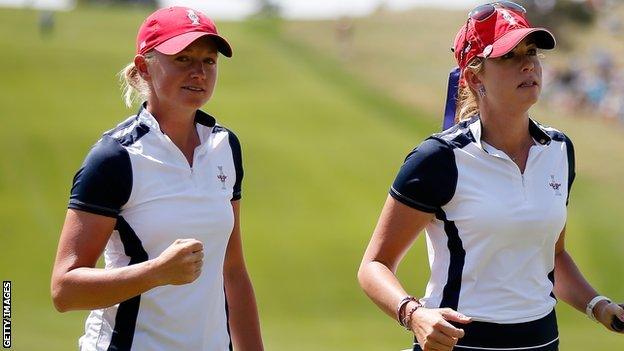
[217, 166, 227, 189]
[187, 10, 201, 25]
[549, 175, 562, 196]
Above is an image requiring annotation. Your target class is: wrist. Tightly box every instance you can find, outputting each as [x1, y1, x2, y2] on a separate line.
[593, 300, 611, 322]
[586, 295, 611, 322]
[145, 258, 165, 288]
[401, 300, 423, 330]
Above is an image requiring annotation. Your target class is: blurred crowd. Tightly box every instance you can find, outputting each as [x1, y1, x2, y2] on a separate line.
[543, 50, 624, 125]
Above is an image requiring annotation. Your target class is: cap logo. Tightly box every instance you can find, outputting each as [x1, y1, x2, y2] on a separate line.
[187, 9, 200, 25]
[500, 9, 518, 26]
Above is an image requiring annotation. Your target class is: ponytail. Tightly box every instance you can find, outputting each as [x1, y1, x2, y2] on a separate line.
[455, 57, 485, 123]
[118, 53, 153, 107]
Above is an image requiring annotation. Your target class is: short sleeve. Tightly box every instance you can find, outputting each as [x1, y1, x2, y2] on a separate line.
[68, 136, 133, 218]
[389, 138, 458, 213]
[227, 129, 243, 201]
[562, 134, 575, 205]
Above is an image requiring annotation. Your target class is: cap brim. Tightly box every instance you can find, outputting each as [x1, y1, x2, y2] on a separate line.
[486, 27, 555, 58]
[154, 31, 233, 57]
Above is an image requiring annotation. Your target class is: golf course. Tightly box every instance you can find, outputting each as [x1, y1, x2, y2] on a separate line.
[1, 4, 623, 350]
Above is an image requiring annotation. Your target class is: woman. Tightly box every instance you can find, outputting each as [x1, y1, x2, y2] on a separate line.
[51, 7, 263, 351]
[358, 2, 624, 351]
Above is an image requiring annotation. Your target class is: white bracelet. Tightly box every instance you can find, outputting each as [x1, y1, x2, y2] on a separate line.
[586, 295, 611, 321]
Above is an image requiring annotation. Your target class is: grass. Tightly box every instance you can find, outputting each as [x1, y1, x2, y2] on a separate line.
[1, 5, 623, 350]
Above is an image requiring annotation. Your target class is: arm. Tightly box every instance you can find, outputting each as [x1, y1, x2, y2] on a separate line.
[553, 227, 624, 333]
[224, 200, 264, 350]
[51, 209, 203, 312]
[358, 195, 471, 351]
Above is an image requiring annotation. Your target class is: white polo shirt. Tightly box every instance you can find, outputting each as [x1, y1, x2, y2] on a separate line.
[69, 106, 242, 350]
[390, 116, 575, 323]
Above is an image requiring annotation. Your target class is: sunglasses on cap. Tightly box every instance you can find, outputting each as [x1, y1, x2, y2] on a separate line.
[456, 1, 527, 67]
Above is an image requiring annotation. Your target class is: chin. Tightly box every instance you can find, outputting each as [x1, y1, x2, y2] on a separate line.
[180, 96, 211, 110]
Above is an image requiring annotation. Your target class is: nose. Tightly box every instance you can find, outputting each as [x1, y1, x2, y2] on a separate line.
[521, 55, 535, 72]
[190, 61, 206, 79]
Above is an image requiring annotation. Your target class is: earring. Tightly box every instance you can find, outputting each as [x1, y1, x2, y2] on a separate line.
[478, 85, 486, 98]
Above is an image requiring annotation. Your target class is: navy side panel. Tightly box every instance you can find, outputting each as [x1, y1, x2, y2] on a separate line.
[224, 287, 233, 351]
[107, 216, 149, 351]
[436, 210, 465, 311]
[226, 129, 244, 201]
[548, 269, 556, 299]
[68, 137, 133, 218]
[390, 138, 458, 213]
[562, 135, 575, 205]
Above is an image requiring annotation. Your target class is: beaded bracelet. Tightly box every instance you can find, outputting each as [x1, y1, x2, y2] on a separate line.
[396, 296, 417, 326]
[401, 301, 423, 330]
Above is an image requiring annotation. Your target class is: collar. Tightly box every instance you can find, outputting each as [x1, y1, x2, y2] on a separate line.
[136, 103, 216, 130]
[467, 116, 552, 149]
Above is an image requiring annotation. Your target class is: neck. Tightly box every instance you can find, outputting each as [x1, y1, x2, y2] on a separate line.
[479, 104, 532, 154]
[146, 98, 199, 150]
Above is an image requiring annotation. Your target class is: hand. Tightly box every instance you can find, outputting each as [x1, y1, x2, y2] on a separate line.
[411, 307, 472, 351]
[595, 301, 624, 333]
[153, 239, 204, 286]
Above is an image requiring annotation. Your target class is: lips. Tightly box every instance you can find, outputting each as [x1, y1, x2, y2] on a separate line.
[182, 86, 205, 92]
[518, 80, 538, 88]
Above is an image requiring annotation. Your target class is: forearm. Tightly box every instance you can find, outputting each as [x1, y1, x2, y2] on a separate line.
[553, 249, 598, 313]
[224, 268, 263, 351]
[52, 259, 161, 312]
[358, 260, 412, 319]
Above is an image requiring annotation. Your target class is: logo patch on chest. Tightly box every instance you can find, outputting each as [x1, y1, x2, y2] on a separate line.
[548, 175, 562, 196]
[217, 166, 227, 189]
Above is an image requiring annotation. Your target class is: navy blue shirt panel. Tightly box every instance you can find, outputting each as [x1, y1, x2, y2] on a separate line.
[390, 138, 458, 213]
[226, 128, 243, 201]
[561, 134, 575, 205]
[544, 129, 576, 205]
[68, 136, 133, 218]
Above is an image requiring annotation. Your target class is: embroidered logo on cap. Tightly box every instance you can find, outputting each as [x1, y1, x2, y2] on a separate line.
[500, 9, 518, 26]
[187, 9, 200, 25]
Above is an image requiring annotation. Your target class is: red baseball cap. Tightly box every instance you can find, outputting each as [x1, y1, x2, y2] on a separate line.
[452, 5, 555, 70]
[136, 6, 232, 57]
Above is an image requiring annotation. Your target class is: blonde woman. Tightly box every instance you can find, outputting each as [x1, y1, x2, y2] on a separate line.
[51, 7, 263, 350]
[358, 2, 623, 350]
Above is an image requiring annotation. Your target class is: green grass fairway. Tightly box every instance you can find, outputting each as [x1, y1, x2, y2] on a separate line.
[1, 6, 623, 350]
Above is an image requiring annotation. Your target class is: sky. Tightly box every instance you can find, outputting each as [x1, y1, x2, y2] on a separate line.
[0, 0, 481, 17]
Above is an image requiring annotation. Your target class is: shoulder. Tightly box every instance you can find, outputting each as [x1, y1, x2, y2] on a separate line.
[103, 114, 151, 147]
[84, 135, 130, 169]
[212, 124, 242, 156]
[212, 124, 240, 140]
[404, 117, 480, 163]
[402, 138, 455, 168]
[430, 116, 480, 149]
[531, 119, 573, 145]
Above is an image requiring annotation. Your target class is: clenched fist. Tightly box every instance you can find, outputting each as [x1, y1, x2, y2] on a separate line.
[153, 239, 204, 286]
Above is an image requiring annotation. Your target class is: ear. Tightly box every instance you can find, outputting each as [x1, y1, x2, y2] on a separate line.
[463, 68, 483, 93]
[134, 54, 150, 81]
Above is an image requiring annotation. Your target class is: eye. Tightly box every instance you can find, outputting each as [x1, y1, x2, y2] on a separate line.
[501, 51, 515, 60]
[203, 57, 216, 65]
[175, 56, 190, 62]
[527, 48, 538, 56]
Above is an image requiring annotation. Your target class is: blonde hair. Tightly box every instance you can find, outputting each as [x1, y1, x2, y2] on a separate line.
[118, 52, 154, 107]
[455, 57, 485, 123]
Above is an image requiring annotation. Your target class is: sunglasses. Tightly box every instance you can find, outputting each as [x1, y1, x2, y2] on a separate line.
[457, 1, 527, 67]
